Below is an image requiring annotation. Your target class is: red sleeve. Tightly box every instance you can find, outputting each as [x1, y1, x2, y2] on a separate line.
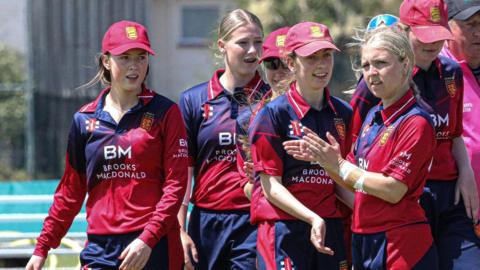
[381, 116, 435, 188]
[250, 108, 284, 177]
[34, 120, 88, 257]
[138, 105, 188, 247]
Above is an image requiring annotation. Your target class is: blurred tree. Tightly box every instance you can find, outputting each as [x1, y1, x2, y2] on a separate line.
[0, 43, 28, 180]
[238, 0, 402, 35]
[237, 0, 403, 96]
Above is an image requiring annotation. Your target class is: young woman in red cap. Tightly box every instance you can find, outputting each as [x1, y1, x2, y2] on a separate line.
[249, 22, 352, 270]
[177, 9, 269, 270]
[350, 0, 480, 268]
[285, 25, 439, 270]
[26, 20, 188, 270]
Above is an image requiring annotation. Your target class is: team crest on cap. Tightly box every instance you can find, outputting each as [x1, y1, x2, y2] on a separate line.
[125, 26, 138, 40]
[339, 260, 348, 270]
[334, 118, 346, 140]
[85, 118, 100, 132]
[140, 112, 155, 131]
[430, 7, 441, 22]
[445, 75, 457, 97]
[310, 26, 324, 38]
[276, 35, 286, 47]
[379, 126, 395, 146]
[289, 120, 304, 137]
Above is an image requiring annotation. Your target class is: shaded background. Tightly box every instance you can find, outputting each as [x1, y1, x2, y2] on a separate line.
[0, 0, 402, 180]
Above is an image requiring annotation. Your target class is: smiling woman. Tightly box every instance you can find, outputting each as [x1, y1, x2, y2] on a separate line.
[26, 20, 188, 270]
[249, 22, 353, 270]
[177, 9, 270, 270]
[284, 26, 439, 270]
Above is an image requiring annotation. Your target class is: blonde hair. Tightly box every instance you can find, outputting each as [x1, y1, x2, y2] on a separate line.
[213, 9, 263, 62]
[350, 26, 418, 96]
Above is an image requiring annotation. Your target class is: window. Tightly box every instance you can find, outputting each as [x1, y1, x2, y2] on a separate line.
[180, 5, 219, 46]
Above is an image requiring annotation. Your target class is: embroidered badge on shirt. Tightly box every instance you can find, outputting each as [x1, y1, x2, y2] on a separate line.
[380, 126, 395, 146]
[85, 119, 100, 132]
[334, 117, 346, 140]
[444, 75, 457, 97]
[202, 104, 214, 120]
[140, 112, 155, 131]
[289, 120, 304, 137]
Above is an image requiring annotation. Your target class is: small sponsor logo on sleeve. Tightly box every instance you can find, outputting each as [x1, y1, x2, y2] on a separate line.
[289, 120, 304, 137]
[85, 118, 100, 132]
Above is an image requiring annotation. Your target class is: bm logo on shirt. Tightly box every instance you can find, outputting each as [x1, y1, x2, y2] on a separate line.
[104, 145, 132, 160]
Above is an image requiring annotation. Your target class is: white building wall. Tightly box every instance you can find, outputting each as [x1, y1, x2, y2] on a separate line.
[148, 0, 235, 101]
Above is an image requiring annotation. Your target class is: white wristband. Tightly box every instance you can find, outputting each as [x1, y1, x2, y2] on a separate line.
[353, 174, 366, 193]
[339, 161, 356, 181]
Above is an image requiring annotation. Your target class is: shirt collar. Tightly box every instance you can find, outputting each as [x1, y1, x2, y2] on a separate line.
[377, 89, 416, 126]
[413, 58, 442, 78]
[286, 82, 337, 119]
[207, 69, 265, 100]
[79, 84, 155, 113]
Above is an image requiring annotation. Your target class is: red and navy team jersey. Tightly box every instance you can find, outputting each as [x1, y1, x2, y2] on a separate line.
[351, 90, 435, 233]
[179, 70, 269, 211]
[34, 86, 188, 257]
[249, 83, 352, 223]
[351, 56, 463, 181]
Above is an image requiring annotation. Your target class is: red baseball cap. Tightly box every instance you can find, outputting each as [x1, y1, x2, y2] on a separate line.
[284, 22, 339, 57]
[259, 27, 290, 63]
[102, 20, 156, 55]
[400, 0, 453, 43]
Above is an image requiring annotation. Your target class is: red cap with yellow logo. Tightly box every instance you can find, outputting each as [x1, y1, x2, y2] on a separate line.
[400, 0, 453, 43]
[102, 20, 156, 55]
[259, 27, 290, 63]
[284, 22, 339, 57]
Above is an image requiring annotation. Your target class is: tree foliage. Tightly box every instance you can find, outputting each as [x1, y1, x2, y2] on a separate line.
[237, 0, 402, 36]
[0, 43, 28, 180]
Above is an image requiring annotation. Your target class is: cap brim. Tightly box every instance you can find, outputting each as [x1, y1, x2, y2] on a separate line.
[294, 41, 340, 57]
[452, 6, 480, 21]
[108, 43, 156, 55]
[411, 25, 453, 43]
[259, 50, 282, 63]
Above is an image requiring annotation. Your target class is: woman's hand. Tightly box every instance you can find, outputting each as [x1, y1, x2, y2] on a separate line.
[310, 216, 334, 255]
[244, 161, 255, 183]
[180, 229, 198, 270]
[284, 127, 342, 173]
[455, 166, 479, 222]
[25, 255, 46, 270]
[119, 239, 152, 270]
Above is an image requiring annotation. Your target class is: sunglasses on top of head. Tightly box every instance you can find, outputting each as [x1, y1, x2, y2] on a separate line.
[263, 58, 288, 70]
